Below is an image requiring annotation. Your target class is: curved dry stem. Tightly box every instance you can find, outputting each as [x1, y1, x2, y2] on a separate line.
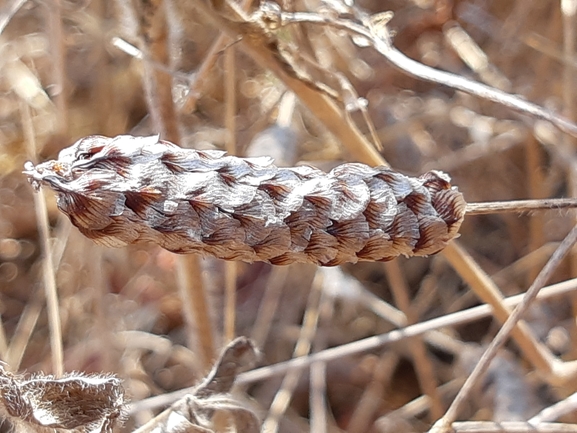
[280, 11, 577, 138]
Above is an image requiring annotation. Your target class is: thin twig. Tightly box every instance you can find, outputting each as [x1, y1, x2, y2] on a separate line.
[451, 421, 577, 432]
[46, 0, 67, 136]
[0, 0, 28, 35]
[431, 224, 577, 433]
[178, 0, 254, 114]
[128, 276, 577, 412]
[466, 198, 577, 215]
[175, 255, 215, 370]
[529, 391, 577, 425]
[526, 136, 547, 283]
[20, 102, 64, 377]
[442, 241, 554, 374]
[309, 286, 334, 433]
[347, 351, 400, 433]
[280, 11, 577, 137]
[250, 266, 290, 348]
[135, 0, 179, 141]
[224, 42, 237, 342]
[384, 260, 443, 420]
[185, 0, 386, 165]
[261, 269, 324, 433]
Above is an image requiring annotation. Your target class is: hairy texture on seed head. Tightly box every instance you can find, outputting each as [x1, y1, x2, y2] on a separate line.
[0, 364, 125, 432]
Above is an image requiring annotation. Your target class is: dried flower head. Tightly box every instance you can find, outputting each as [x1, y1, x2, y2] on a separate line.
[24, 134, 466, 266]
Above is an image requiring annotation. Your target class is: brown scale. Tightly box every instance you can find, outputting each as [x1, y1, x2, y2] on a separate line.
[24, 134, 467, 266]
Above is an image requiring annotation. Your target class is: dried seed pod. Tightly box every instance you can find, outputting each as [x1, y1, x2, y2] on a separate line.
[0, 365, 125, 432]
[24, 135, 466, 266]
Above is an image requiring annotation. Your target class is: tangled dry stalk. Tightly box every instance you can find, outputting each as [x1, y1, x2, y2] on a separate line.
[2, 0, 577, 432]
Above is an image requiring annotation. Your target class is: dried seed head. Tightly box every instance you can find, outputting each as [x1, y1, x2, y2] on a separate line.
[24, 134, 466, 266]
[0, 365, 125, 432]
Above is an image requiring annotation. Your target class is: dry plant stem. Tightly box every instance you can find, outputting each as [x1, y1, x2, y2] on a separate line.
[379, 378, 465, 425]
[5, 291, 43, 370]
[261, 270, 324, 433]
[465, 198, 577, 214]
[309, 288, 333, 433]
[450, 421, 577, 433]
[134, 0, 219, 373]
[562, 0, 577, 338]
[384, 260, 443, 420]
[442, 241, 555, 374]
[529, 392, 577, 425]
[250, 266, 290, 347]
[347, 351, 400, 433]
[0, 0, 28, 34]
[224, 44, 238, 342]
[21, 102, 64, 377]
[526, 136, 547, 283]
[180, 0, 254, 114]
[562, 0, 576, 126]
[130, 276, 577, 412]
[6, 220, 69, 370]
[136, 0, 179, 141]
[281, 12, 577, 137]
[187, 0, 385, 166]
[46, 0, 67, 135]
[0, 319, 6, 359]
[431, 224, 577, 433]
[88, 246, 114, 371]
[236, 278, 577, 385]
[176, 255, 216, 370]
[225, 260, 237, 341]
[177, 258, 216, 367]
[309, 360, 327, 433]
